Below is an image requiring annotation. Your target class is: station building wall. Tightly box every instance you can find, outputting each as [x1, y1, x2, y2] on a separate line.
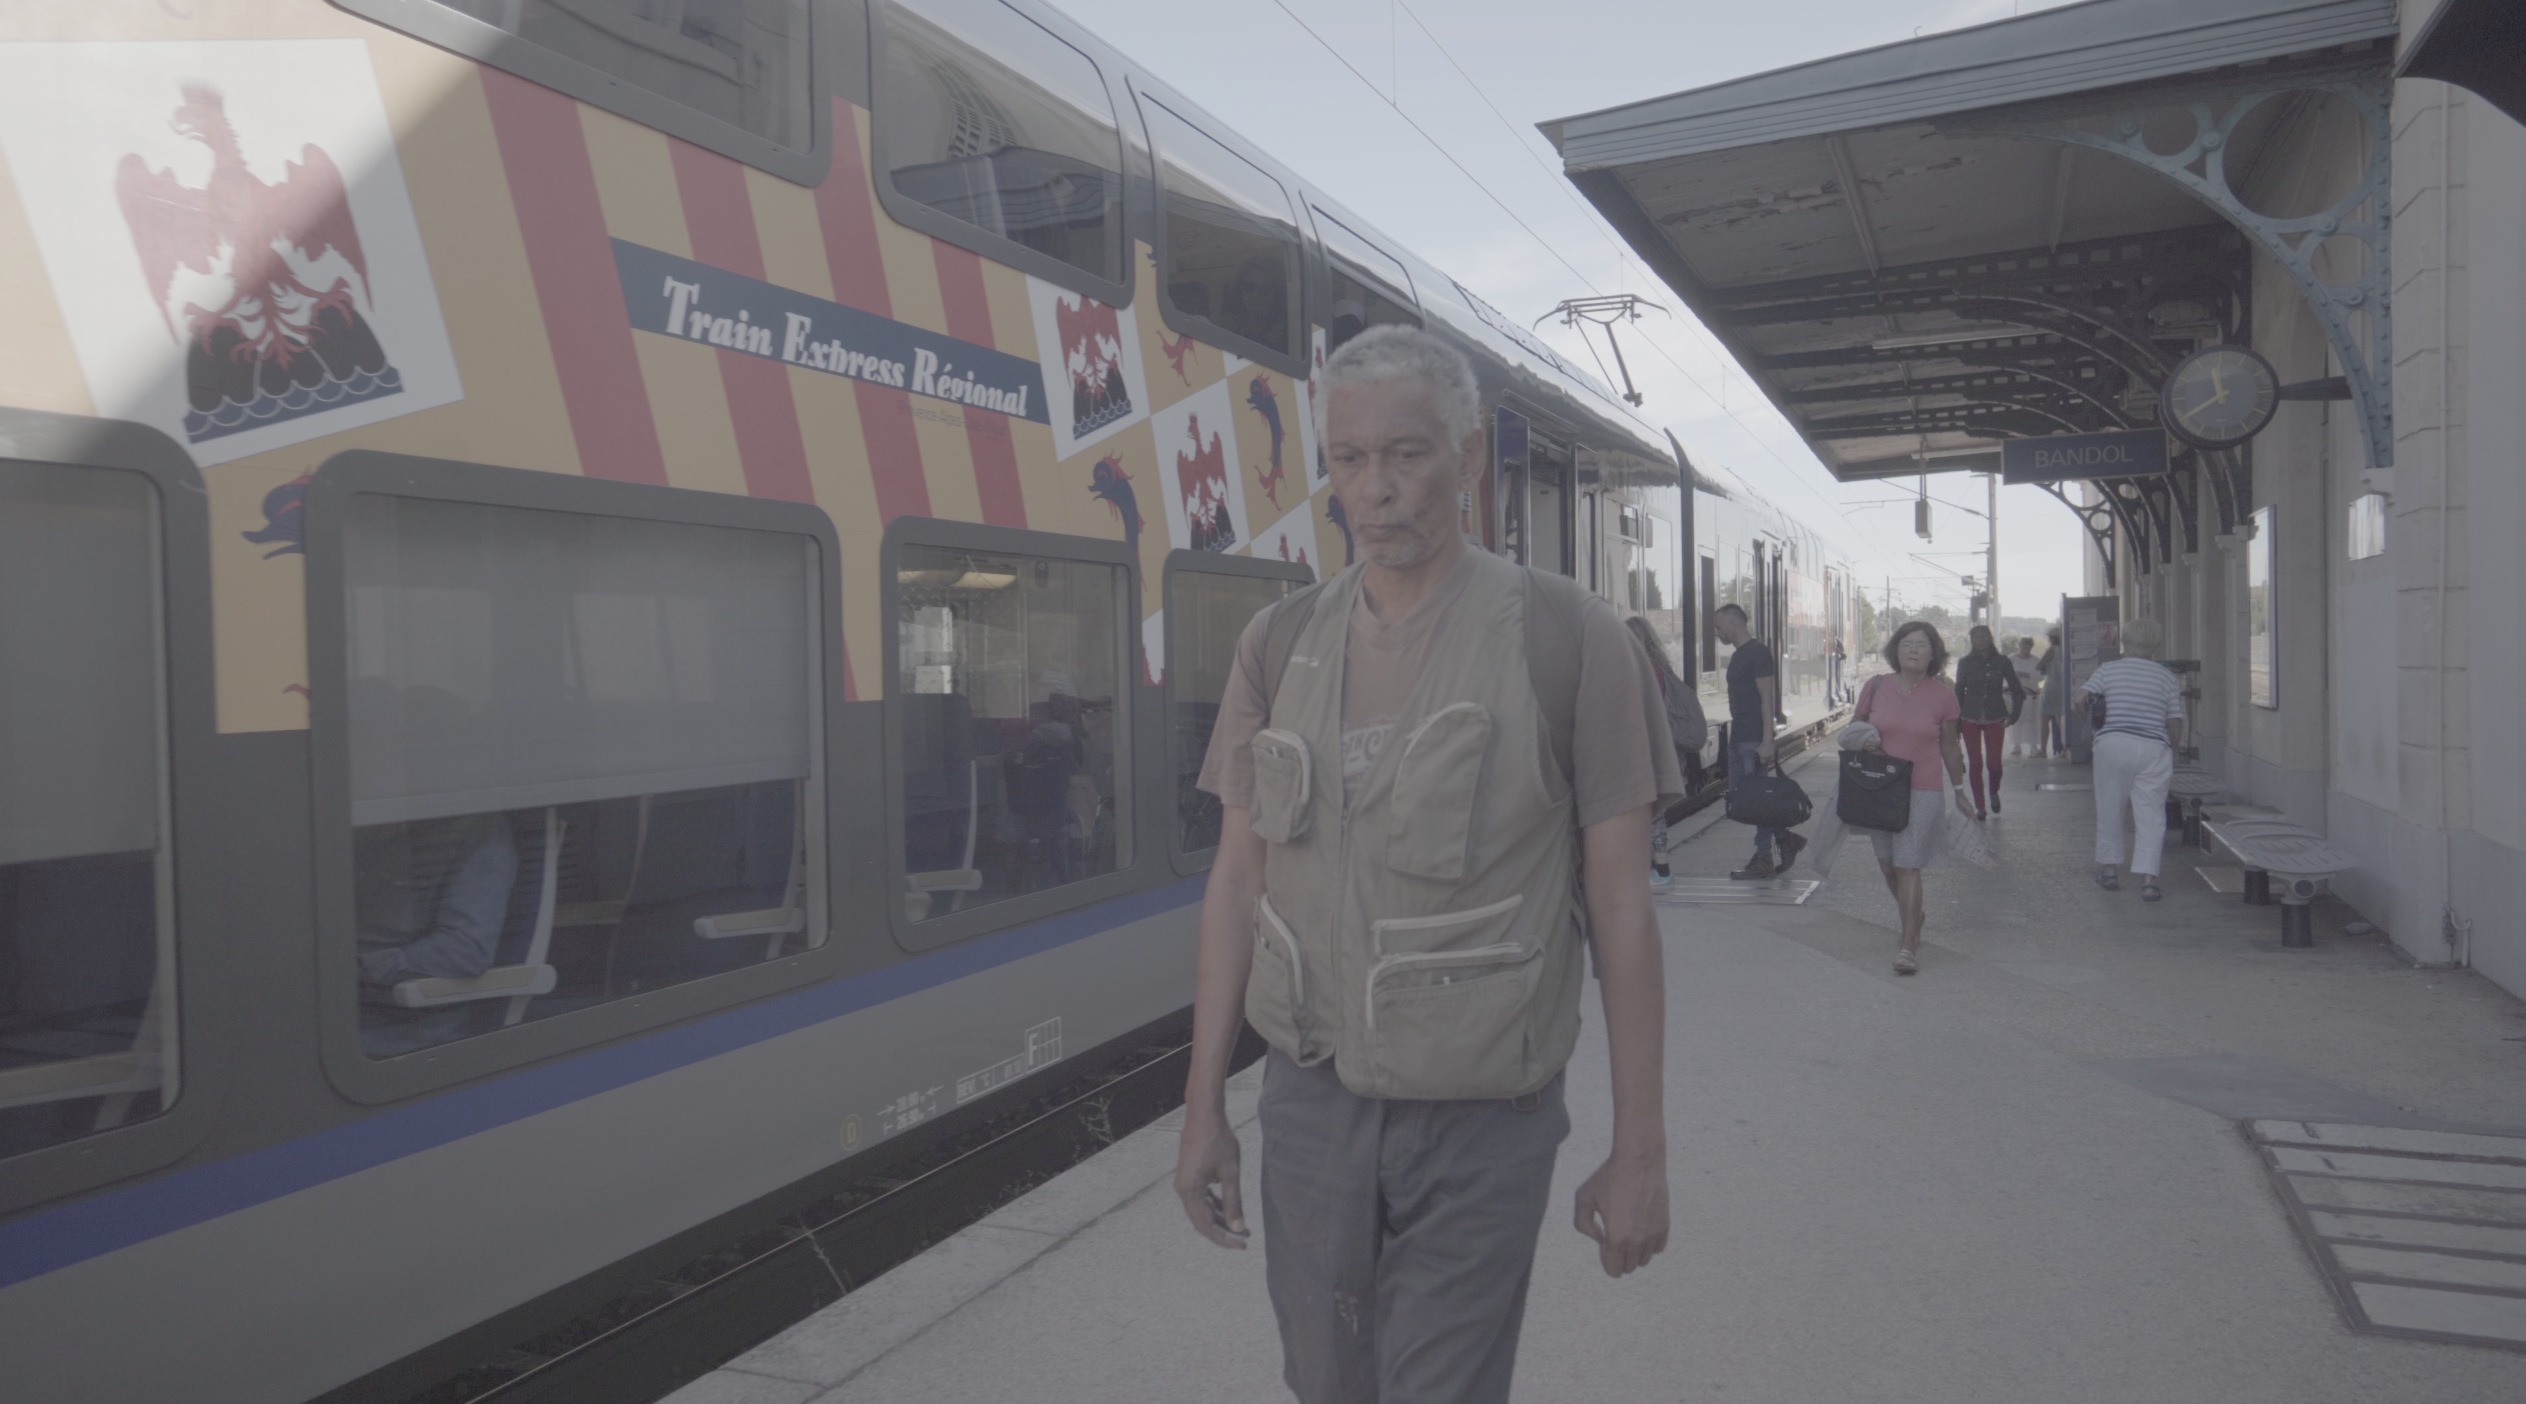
[2084, 52, 2525, 990]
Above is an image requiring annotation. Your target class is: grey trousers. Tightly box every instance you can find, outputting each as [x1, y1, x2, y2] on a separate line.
[1258, 1050, 1571, 1404]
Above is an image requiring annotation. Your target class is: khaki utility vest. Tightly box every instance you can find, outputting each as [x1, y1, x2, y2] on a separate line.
[1243, 550, 1585, 1100]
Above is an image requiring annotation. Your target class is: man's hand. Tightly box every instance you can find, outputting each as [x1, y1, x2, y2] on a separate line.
[1755, 736, 1776, 764]
[1175, 1117, 1249, 1249]
[1573, 1147, 1669, 1277]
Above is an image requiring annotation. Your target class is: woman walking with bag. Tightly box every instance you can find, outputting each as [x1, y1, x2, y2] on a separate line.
[2074, 618, 2186, 901]
[1849, 621, 1973, 974]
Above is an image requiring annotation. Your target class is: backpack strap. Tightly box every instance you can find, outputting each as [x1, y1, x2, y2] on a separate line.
[1521, 568, 1587, 787]
[1259, 578, 1334, 713]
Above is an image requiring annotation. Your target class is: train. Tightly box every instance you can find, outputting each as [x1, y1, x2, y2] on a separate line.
[0, 1, 1856, 1398]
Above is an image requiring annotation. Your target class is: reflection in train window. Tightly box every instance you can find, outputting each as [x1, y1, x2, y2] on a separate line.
[425, 0, 812, 150]
[1313, 208, 1418, 352]
[880, 0, 1124, 284]
[342, 497, 823, 1058]
[0, 462, 174, 1157]
[897, 546, 1129, 920]
[1699, 555, 1718, 672]
[1142, 96, 1301, 360]
[1168, 567, 1295, 856]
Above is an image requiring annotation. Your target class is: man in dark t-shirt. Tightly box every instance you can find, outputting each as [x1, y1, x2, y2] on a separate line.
[1713, 604, 1803, 878]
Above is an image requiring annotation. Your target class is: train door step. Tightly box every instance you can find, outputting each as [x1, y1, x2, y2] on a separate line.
[1656, 878, 1821, 906]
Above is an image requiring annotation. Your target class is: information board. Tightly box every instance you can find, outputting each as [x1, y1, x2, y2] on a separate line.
[2061, 595, 2122, 764]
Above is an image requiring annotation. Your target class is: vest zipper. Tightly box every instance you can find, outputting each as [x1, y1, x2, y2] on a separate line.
[1364, 943, 1539, 1039]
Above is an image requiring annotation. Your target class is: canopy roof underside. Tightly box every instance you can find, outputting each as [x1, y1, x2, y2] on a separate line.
[1542, 0, 2398, 482]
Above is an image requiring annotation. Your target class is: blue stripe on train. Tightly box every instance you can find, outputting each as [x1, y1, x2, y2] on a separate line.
[0, 877, 1205, 1289]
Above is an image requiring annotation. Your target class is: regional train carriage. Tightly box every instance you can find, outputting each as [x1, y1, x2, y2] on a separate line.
[0, 2, 1846, 1398]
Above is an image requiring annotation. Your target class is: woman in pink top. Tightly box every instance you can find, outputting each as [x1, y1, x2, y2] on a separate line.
[1853, 621, 1973, 974]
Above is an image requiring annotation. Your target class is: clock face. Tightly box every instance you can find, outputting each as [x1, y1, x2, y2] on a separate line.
[2162, 345, 2279, 450]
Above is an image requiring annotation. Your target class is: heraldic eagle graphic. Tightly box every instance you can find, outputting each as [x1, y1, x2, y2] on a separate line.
[115, 84, 402, 444]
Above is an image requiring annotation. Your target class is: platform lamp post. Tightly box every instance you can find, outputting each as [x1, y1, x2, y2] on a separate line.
[1985, 471, 1999, 633]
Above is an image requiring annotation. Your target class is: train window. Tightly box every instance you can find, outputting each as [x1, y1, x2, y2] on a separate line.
[897, 544, 1130, 921]
[0, 462, 175, 1156]
[340, 495, 823, 1058]
[878, 0, 1125, 286]
[1165, 558, 1300, 862]
[376, 0, 813, 152]
[1312, 208, 1418, 352]
[1142, 95, 1302, 365]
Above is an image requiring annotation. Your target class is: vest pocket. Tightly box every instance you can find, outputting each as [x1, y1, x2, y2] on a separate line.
[1364, 895, 1538, 1097]
[1244, 893, 1312, 1057]
[1248, 729, 1312, 844]
[1388, 702, 1491, 880]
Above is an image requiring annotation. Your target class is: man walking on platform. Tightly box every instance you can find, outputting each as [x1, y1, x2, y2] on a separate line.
[1953, 624, 2026, 818]
[1714, 603, 1804, 878]
[1174, 327, 1679, 1404]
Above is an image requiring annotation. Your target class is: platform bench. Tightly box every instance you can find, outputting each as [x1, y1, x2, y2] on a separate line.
[2201, 817, 2354, 949]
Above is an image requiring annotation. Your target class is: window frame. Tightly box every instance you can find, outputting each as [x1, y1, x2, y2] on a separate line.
[305, 451, 853, 1106]
[329, 0, 832, 187]
[881, 516, 1143, 952]
[0, 408, 217, 1217]
[1131, 80, 1311, 380]
[1308, 204, 1420, 346]
[865, 0, 1140, 308]
[1161, 549, 1311, 875]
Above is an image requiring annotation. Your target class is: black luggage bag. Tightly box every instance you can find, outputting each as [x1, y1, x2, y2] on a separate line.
[1726, 763, 1813, 830]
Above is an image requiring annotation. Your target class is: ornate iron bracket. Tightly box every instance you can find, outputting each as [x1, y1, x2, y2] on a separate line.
[1946, 58, 2395, 468]
[2165, 455, 2201, 556]
[2103, 480, 2157, 574]
[2039, 482, 2119, 590]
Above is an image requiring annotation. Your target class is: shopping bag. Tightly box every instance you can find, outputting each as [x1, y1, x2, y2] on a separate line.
[1725, 763, 1812, 829]
[1940, 803, 2000, 870]
[1803, 801, 1851, 880]
[1837, 751, 1913, 831]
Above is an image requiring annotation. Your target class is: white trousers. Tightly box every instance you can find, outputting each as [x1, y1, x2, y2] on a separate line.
[2093, 731, 2174, 876]
[2008, 706, 2044, 754]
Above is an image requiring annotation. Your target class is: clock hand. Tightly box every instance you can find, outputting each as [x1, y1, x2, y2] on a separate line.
[2179, 386, 2230, 424]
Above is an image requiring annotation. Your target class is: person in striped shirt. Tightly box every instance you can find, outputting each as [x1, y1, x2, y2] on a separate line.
[2073, 619, 2187, 901]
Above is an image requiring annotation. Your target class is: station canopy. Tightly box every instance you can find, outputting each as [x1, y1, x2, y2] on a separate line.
[1541, 0, 2401, 492]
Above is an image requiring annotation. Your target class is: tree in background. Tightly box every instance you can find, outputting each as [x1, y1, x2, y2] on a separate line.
[1857, 593, 1879, 653]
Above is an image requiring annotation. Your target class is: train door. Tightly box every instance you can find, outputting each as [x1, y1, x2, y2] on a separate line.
[1751, 540, 1769, 645]
[1771, 551, 1787, 667]
[1580, 487, 1599, 593]
[1528, 433, 1571, 577]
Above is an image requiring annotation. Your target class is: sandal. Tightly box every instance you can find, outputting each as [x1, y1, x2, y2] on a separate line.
[2096, 867, 2120, 891]
[1893, 948, 1919, 975]
[2141, 881, 2162, 902]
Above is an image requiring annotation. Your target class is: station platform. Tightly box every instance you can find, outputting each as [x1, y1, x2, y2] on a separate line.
[668, 750, 2526, 1404]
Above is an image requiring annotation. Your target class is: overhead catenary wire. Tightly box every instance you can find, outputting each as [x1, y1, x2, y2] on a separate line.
[1258, 0, 1876, 547]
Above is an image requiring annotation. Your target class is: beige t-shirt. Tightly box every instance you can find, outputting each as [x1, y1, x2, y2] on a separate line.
[1196, 554, 1684, 827]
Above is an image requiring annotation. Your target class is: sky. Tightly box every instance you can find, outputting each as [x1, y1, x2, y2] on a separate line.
[1054, 0, 2094, 622]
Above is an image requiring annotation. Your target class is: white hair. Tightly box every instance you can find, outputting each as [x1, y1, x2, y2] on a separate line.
[1313, 325, 1482, 446]
[2120, 618, 2164, 658]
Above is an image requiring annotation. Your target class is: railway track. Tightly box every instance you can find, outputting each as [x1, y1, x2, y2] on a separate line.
[323, 1012, 1261, 1404]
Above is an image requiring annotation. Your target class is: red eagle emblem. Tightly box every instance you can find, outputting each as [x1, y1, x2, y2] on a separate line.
[114, 84, 399, 440]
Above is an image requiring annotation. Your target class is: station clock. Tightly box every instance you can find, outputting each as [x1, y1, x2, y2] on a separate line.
[2160, 344, 2281, 451]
